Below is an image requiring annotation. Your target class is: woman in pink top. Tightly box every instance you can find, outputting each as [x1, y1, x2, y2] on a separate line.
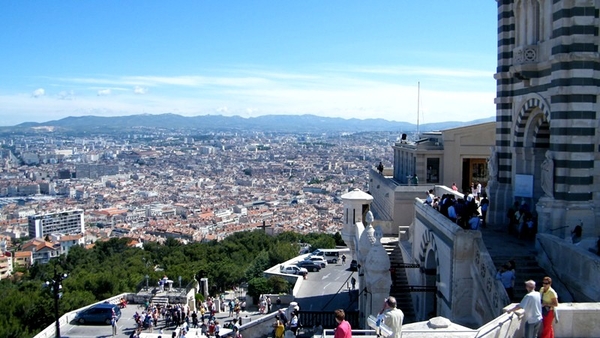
[334, 309, 352, 338]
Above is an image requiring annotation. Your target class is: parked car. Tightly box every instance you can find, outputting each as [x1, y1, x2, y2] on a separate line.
[74, 303, 121, 325]
[305, 256, 328, 267]
[295, 260, 322, 272]
[280, 265, 308, 275]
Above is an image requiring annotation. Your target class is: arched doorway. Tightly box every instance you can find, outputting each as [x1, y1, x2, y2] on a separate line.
[513, 96, 551, 205]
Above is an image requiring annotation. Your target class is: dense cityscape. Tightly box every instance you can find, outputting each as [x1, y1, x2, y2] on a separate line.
[0, 127, 396, 272]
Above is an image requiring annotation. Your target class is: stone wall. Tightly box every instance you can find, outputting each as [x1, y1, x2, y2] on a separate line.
[536, 233, 600, 302]
[404, 200, 508, 328]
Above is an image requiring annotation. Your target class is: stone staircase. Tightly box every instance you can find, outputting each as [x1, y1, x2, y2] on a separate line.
[480, 227, 549, 302]
[489, 254, 548, 301]
[384, 241, 416, 323]
[151, 295, 169, 306]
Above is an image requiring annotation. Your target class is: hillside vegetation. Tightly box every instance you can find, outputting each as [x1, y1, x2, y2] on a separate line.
[0, 230, 341, 338]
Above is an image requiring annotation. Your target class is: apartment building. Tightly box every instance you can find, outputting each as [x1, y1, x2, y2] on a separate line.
[28, 209, 85, 238]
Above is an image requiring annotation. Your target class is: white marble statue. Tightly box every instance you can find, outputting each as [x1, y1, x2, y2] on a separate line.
[541, 151, 554, 198]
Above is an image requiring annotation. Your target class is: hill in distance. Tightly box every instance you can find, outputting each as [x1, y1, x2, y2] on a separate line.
[7, 113, 495, 134]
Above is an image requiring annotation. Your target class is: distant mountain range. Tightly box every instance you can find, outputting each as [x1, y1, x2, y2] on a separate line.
[4, 113, 495, 134]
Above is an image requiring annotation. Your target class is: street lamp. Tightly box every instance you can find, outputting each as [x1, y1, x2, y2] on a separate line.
[178, 276, 182, 289]
[46, 265, 67, 338]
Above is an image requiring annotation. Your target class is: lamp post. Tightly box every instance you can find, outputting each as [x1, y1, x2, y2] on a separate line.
[178, 276, 182, 289]
[145, 274, 149, 289]
[46, 265, 67, 338]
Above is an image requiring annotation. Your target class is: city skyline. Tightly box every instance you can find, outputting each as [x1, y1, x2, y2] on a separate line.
[0, 1, 497, 126]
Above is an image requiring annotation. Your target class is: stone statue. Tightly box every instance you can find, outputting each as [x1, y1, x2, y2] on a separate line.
[541, 151, 554, 198]
[487, 146, 497, 182]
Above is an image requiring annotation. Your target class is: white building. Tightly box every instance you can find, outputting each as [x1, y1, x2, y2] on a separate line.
[28, 209, 85, 238]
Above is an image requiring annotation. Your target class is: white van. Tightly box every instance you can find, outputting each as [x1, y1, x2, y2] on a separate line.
[310, 249, 341, 264]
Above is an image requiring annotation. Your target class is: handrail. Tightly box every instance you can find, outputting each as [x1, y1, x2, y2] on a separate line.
[475, 311, 515, 337]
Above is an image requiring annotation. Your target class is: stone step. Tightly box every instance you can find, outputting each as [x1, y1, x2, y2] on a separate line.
[151, 296, 169, 305]
[385, 243, 416, 323]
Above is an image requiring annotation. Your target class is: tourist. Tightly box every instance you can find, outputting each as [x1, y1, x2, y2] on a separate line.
[479, 195, 489, 227]
[228, 299, 235, 317]
[424, 189, 434, 206]
[333, 309, 352, 338]
[505, 280, 542, 338]
[411, 174, 419, 186]
[274, 316, 285, 338]
[539, 277, 559, 338]
[495, 264, 515, 301]
[506, 201, 520, 235]
[288, 310, 300, 336]
[111, 308, 118, 336]
[447, 199, 457, 223]
[378, 296, 404, 338]
[571, 221, 583, 244]
[214, 320, 221, 338]
[278, 309, 288, 326]
[451, 182, 458, 191]
[468, 211, 481, 230]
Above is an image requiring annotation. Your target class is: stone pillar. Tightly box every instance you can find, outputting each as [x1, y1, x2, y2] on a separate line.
[200, 278, 209, 298]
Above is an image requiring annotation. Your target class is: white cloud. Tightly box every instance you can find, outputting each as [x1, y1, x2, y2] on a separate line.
[32, 88, 45, 97]
[57, 90, 75, 100]
[133, 86, 148, 94]
[97, 89, 111, 96]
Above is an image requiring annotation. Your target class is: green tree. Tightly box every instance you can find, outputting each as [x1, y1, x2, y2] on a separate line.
[245, 251, 270, 280]
[247, 277, 269, 303]
[267, 276, 290, 294]
[333, 232, 346, 246]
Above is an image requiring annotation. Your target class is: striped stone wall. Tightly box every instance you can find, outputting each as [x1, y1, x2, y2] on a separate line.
[494, 0, 600, 204]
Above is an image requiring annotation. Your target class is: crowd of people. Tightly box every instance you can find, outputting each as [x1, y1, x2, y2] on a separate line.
[423, 183, 489, 231]
[506, 201, 537, 240]
[124, 294, 249, 338]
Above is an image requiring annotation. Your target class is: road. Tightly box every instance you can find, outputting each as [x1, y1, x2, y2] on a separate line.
[295, 254, 359, 313]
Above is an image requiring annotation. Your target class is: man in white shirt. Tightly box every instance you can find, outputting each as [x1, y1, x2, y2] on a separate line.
[506, 280, 543, 338]
[378, 296, 404, 338]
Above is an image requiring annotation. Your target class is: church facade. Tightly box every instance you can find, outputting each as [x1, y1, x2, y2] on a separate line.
[489, 0, 600, 238]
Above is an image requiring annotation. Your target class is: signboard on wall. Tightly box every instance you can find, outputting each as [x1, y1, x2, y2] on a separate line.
[514, 174, 534, 198]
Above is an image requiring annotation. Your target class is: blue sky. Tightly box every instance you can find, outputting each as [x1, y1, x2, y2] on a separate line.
[0, 1, 498, 126]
